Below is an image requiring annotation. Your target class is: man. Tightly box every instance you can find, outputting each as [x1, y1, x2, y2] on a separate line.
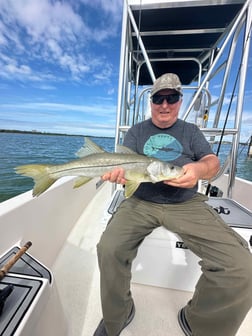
[94, 73, 252, 336]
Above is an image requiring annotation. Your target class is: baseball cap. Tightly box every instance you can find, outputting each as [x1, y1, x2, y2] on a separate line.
[150, 73, 183, 97]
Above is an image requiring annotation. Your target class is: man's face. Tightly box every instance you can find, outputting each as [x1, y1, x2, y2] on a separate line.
[151, 89, 182, 128]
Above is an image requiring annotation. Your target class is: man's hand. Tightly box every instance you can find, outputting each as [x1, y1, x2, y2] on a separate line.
[102, 167, 127, 185]
[164, 163, 200, 188]
[164, 154, 220, 189]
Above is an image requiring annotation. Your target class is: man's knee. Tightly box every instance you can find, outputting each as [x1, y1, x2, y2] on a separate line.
[97, 233, 112, 257]
[235, 249, 252, 299]
[97, 230, 121, 262]
[243, 251, 252, 284]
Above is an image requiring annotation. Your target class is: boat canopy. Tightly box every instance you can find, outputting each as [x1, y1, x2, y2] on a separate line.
[128, 0, 247, 85]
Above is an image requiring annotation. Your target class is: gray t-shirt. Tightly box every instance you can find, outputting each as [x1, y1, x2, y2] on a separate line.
[123, 118, 214, 203]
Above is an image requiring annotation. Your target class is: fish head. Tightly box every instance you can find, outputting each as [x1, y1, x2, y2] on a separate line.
[147, 161, 184, 182]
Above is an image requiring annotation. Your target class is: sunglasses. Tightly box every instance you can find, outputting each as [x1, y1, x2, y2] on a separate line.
[152, 93, 181, 105]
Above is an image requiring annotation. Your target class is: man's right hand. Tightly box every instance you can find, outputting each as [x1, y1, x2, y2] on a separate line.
[102, 167, 127, 185]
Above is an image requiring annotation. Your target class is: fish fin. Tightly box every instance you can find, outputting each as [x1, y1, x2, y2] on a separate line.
[124, 181, 140, 198]
[76, 137, 105, 158]
[149, 174, 159, 182]
[73, 176, 93, 188]
[15, 164, 55, 197]
[116, 145, 137, 154]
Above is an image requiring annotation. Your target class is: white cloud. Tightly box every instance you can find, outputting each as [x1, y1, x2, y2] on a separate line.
[2, 0, 84, 42]
[34, 84, 57, 91]
[0, 101, 117, 117]
[0, 21, 7, 45]
[0, 0, 121, 82]
[79, 0, 122, 22]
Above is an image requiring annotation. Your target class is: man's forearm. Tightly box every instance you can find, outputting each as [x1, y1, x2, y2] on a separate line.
[196, 154, 220, 180]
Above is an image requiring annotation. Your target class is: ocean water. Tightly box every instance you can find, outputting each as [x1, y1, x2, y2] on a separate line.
[0, 132, 114, 203]
[0, 132, 251, 203]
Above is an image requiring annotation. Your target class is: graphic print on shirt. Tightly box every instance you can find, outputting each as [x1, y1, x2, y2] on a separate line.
[143, 134, 183, 161]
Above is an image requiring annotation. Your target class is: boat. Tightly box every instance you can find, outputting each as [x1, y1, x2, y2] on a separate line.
[0, 0, 251, 335]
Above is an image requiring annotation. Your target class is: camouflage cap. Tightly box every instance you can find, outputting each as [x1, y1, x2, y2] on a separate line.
[151, 73, 182, 97]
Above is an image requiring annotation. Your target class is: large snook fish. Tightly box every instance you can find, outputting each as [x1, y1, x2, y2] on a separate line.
[15, 137, 184, 197]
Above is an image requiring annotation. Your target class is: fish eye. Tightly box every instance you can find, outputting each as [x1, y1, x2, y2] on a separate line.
[170, 166, 174, 170]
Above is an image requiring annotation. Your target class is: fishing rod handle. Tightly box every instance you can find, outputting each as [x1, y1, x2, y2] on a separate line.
[0, 241, 32, 281]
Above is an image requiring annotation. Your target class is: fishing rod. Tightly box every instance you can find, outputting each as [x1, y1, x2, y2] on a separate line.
[0, 241, 32, 316]
[0, 241, 32, 280]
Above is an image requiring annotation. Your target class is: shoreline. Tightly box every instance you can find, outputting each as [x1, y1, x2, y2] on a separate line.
[0, 129, 114, 139]
[0, 129, 248, 145]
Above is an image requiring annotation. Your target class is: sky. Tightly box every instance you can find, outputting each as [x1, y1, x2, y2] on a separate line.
[0, 0, 123, 137]
[0, 0, 251, 140]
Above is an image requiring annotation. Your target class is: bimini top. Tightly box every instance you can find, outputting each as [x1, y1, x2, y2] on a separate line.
[128, 0, 247, 85]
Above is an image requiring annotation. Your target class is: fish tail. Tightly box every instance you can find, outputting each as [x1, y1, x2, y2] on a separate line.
[15, 164, 56, 196]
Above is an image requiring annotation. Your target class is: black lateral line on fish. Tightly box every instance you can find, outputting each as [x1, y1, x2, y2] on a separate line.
[51, 161, 148, 174]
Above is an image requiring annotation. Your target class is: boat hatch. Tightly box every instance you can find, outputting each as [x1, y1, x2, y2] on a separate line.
[0, 246, 52, 283]
[0, 246, 53, 336]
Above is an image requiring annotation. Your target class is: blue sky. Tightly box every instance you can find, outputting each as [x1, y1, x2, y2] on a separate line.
[0, 0, 251, 140]
[0, 0, 122, 137]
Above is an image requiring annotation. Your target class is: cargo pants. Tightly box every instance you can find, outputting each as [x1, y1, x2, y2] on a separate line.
[97, 194, 252, 336]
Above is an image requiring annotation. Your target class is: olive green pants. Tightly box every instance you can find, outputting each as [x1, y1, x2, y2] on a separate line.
[97, 194, 252, 336]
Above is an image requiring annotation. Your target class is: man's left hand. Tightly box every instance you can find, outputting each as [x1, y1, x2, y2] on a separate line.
[163, 163, 200, 188]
